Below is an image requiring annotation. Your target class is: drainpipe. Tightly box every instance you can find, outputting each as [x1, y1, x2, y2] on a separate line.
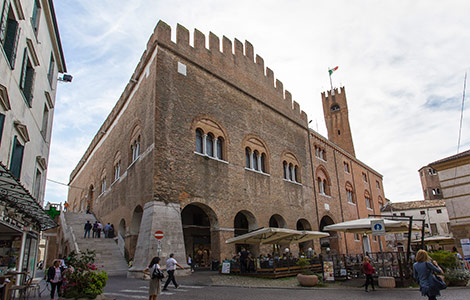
[307, 129, 320, 229]
[333, 150, 348, 255]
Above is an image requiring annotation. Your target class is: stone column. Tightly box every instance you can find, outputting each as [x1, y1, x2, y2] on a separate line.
[128, 201, 189, 278]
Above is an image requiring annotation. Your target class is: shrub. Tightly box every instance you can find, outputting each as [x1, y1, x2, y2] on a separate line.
[62, 250, 108, 299]
[429, 250, 458, 271]
[444, 269, 470, 285]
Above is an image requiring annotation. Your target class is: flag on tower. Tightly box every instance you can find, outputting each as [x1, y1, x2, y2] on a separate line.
[328, 66, 339, 75]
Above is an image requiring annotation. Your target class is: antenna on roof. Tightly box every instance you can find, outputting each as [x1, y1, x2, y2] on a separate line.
[457, 72, 467, 154]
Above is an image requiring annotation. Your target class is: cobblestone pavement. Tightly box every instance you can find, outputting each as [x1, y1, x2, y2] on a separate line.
[32, 270, 470, 300]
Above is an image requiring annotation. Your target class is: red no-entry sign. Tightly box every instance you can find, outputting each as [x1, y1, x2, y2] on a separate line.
[154, 230, 164, 240]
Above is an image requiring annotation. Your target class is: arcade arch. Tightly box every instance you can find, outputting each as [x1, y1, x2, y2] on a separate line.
[181, 203, 219, 268]
[319, 215, 340, 254]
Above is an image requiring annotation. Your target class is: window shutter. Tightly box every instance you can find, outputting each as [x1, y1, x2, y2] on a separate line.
[20, 49, 27, 90]
[0, 0, 10, 44]
[9, 26, 19, 68]
[25, 69, 35, 105]
[4, 18, 18, 66]
[0, 113, 4, 145]
[10, 136, 24, 179]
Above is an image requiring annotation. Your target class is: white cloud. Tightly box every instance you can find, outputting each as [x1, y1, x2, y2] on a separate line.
[45, 0, 470, 204]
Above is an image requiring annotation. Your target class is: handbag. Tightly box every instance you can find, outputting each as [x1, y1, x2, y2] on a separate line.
[431, 274, 447, 290]
[151, 266, 165, 279]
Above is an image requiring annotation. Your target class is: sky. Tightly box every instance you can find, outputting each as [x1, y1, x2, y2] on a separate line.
[45, 0, 470, 205]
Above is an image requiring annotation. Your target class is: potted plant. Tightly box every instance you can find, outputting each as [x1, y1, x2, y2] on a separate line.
[60, 250, 108, 299]
[296, 257, 319, 287]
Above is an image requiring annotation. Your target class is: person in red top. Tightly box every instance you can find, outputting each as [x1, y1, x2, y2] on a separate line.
[362, 256, 375, 292]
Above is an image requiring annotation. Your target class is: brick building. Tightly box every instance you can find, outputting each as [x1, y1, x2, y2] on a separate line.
[418, 165, 443, 200]
[67, 21, 386, 274]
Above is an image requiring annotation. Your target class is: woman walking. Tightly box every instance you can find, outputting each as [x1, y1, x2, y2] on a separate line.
[145, 257, 163, 300]
[47, 259, 64, 300]
[362, 256, 375, 292]
[413, 249, 445, 300]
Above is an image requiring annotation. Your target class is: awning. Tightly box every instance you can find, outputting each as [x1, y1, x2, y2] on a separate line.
[225, 227, 329, 245]
[0, 163, 57, 231]
[323, 217, 421, 234]
[411, 235, 455, 245]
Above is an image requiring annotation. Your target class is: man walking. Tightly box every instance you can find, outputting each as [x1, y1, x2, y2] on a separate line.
[104, 223, 111, 238]
[84, 221, 92, 238]
[162, 253, 184, 291]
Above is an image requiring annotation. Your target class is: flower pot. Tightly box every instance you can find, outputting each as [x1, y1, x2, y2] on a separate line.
[296, 273, 319, 287]
[449, 279, 468, 287]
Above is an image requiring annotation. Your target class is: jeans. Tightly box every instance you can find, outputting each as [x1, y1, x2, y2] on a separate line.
[50, 282, 62, 299]
[163, 270, 178, 289]
[84, 229, 90, 238]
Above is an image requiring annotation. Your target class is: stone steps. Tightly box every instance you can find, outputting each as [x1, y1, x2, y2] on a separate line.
[64, 212, 128, 276]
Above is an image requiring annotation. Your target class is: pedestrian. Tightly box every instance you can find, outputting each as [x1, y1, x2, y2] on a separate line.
[188, 254, 194, 272]
[104, 223, 111, 238]
[162, 253, 184, 291]
[109, 224, 115, 238]
[362, 256, 375, 292]
[92, 221, 99, 238]
[47, 259, 64, 299]
[413, 249, 445, 300]
[239, 248, 248, 273]
[145, 257, 163, 300]
[63, 201, 69, 212]
[97, 222, 103, 238]
[84, 221, 92, 238]
[86, 205, 91, 214]
[452, 247, 463, 260]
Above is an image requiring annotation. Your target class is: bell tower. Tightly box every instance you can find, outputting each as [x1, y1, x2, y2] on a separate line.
[321, 86, 356, 157]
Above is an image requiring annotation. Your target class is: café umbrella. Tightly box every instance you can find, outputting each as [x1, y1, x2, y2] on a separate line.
[225, 227, 329, 245]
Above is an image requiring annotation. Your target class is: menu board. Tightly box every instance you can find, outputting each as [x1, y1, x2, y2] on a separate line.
[323, 260, 334, 281]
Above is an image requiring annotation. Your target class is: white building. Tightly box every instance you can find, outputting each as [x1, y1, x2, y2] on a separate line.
[429, 149, 470, 253]
[382, 200, 449, 251]
[0, 0, 66, 275]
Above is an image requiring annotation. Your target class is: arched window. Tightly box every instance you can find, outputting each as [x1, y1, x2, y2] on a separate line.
[346, 182, 355, 204]
[193, 118, 227, 161]
[245, 147, 251, 168]
[283, 161, 288, 179]
[261, 153, 266, 173]
[206, 133, 214, 157]
[196, 128, 203, 153]
[318, 178, 325, 195]
[331, 104, 340, 112]
[131, 136, 141, 163]
[365, 191, 372, 209]
[243, 136, 269, 173]
[281, 152, 301, 183]
[253, 150, 259, 171]
[378, 196, 384, 211]
[216, 137, 224, 160]
[316, 166, 330, 195]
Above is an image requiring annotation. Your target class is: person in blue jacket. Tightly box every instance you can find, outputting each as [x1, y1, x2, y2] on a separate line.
[413, 249, 445, 300]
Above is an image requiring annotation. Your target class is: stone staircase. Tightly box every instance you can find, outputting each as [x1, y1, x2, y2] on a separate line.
[64, 212, 129, 276]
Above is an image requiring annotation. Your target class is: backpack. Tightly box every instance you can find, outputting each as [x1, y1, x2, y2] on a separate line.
[151, 265, 164, 279]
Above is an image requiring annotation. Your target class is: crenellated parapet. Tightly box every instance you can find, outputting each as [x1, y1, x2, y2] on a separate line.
[149, 20, 308, 126]
[321, 87, 347, 108]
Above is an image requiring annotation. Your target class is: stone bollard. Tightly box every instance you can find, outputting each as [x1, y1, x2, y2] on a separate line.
[378, 276, 396, 288]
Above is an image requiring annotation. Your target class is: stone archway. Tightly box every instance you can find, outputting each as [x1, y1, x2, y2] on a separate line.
[234, 210, 258, 255]
[181, 203, 219, 269]
[128, 206, 143, 261]
[269, 214, 287, 228]
[296, 218, 313, 255]
[319, 215, 340, 254]
[87, 185, 94, 212]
